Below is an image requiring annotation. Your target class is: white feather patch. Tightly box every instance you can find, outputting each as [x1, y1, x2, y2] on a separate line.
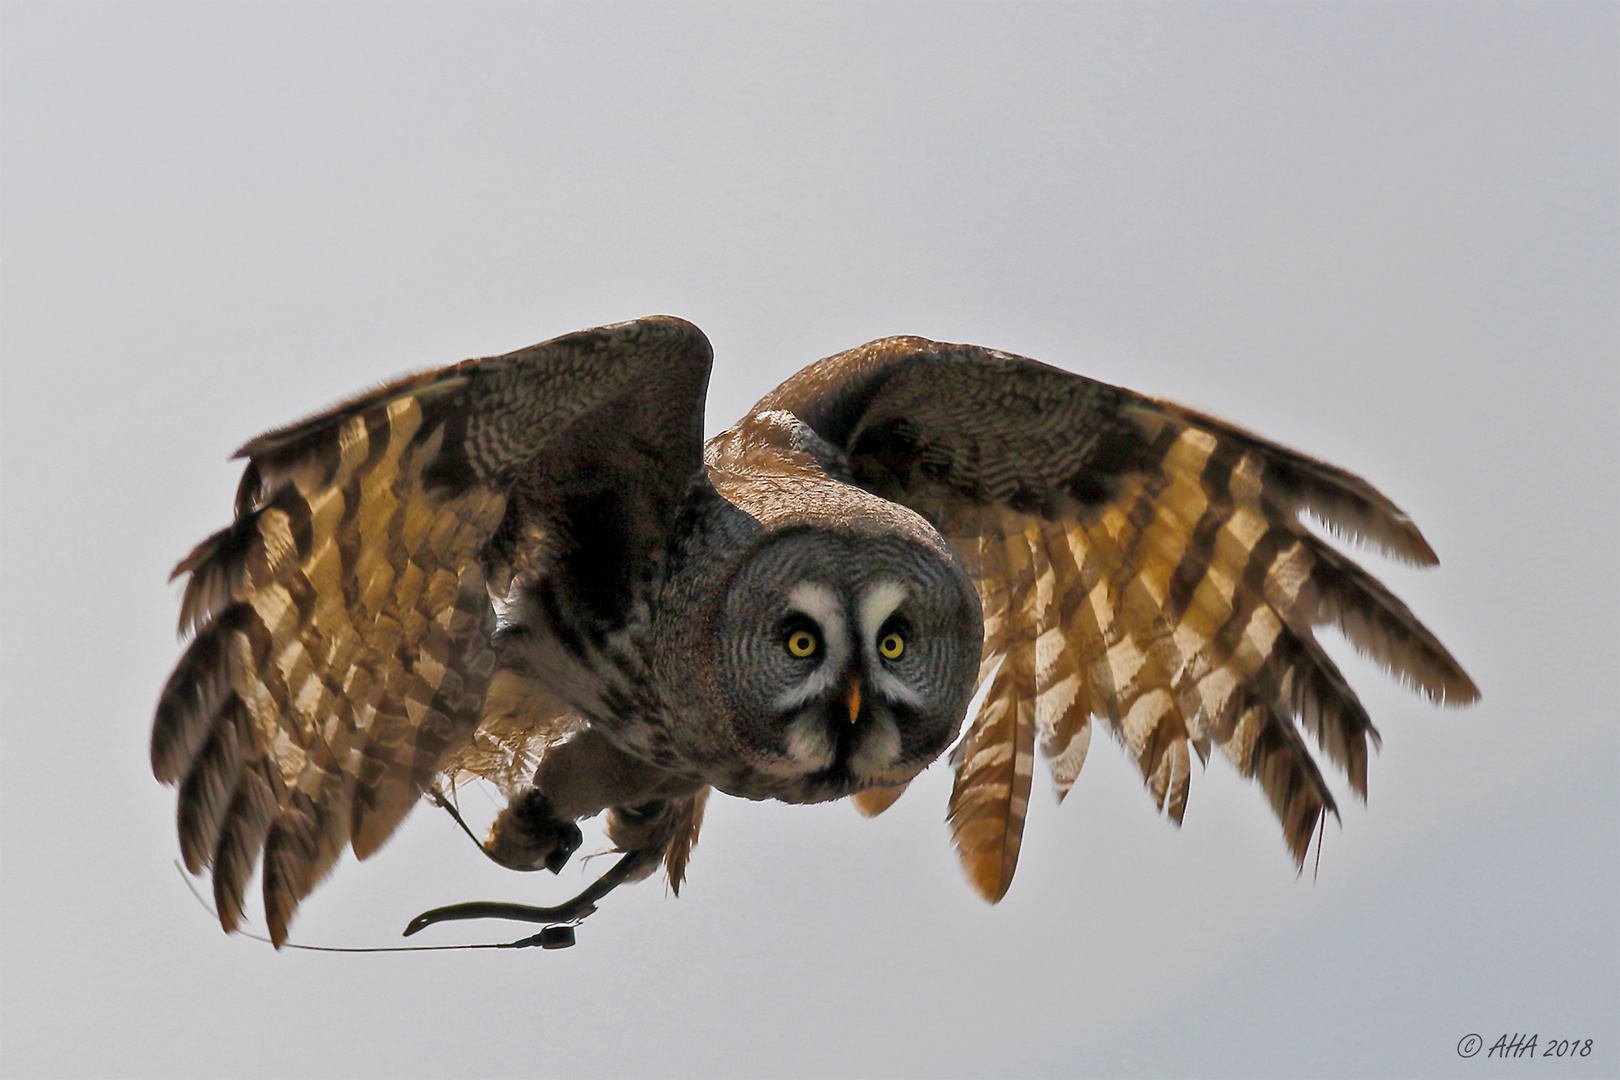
[850, 714, 903, 776]
[783, 712, 835, 770]
[858, 580, 909, 645]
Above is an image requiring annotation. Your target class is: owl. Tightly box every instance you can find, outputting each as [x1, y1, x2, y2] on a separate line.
[151, 316, 1477, 947]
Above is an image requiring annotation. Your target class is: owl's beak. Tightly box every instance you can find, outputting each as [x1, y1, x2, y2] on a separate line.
[845, 682, 862, 724]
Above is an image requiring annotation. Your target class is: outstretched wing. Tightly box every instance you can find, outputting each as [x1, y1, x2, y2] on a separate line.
[758, 337, 1477, 902]
[151, 317, 712, 944]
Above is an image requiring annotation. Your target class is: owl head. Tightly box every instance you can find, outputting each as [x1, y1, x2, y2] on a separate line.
[713, 515, 983, 804]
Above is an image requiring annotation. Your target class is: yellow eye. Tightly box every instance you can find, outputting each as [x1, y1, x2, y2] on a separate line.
[786, 630, 819, 658]
[879, 632, 905, 660]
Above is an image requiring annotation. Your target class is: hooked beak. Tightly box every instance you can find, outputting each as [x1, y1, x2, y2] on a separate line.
[845, 682, 862, 724]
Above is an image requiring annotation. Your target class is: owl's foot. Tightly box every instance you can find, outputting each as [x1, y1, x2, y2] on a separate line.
[484, 790, 583, 874]
[402, 844, 664, 942]
[605, 800, 667, 851]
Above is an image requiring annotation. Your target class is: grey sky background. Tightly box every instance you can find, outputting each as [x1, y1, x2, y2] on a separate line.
[2, 3, 1615, 1077]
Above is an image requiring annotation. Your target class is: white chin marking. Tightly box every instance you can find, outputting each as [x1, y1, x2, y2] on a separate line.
[850, 713, 903, 777]
[783, 713, 835, 770]
[858, 581, 909, 646]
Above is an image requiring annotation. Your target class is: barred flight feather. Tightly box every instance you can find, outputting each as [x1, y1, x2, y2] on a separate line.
[153, 318, 714, 944]
[175, 694, 252, 874]
[924, 387, 1476, 898]
[1294, 536, 1477, 705]
[1152, 402, 1440, 566]
[1220, 701, 1339, 864]
[154, 386, 510, 944]
[211, 757, 281, 933]
[946, 515, 1043, 902]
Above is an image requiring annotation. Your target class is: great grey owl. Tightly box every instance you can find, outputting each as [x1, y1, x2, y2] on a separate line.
[151, 316, 1477, 947]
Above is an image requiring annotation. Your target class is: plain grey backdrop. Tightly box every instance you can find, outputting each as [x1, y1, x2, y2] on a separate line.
[2, 3, 1615, 1078]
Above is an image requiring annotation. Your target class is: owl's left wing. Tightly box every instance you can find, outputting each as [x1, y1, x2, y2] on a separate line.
[151, 317, 712, 943]
[758, 337, 1477, 901]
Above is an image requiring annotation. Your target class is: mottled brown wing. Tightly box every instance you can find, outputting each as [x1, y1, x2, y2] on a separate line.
[151, 317, 712, 944]
[758, 338, 1477, 902]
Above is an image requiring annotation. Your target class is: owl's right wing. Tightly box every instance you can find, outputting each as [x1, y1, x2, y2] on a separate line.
[151, 316, 712, 945]
[757, 337, 1477, 902]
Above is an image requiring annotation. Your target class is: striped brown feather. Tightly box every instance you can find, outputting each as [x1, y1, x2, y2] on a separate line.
[158, 390, 511, 944]
[175, 694, 252, 873]
[1295, 535, 1479, 705]
[211, 757, 282, 933]
[760, 335, 1475, 891]
[851, 783, 910, 817]
[1154, 401, 1440, 566]
[664, 786, 711, 896]
[153, 318, 714, 944]
[946, 515, 1042, 901]
[946, 666, 1035, 903]
[1220, 700, 1338, 865]
[1262, 620, 1379, 799]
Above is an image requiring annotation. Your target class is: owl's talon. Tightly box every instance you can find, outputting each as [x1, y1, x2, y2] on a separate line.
[484, 790, 584, 873]
[543, 835, 578, 874]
